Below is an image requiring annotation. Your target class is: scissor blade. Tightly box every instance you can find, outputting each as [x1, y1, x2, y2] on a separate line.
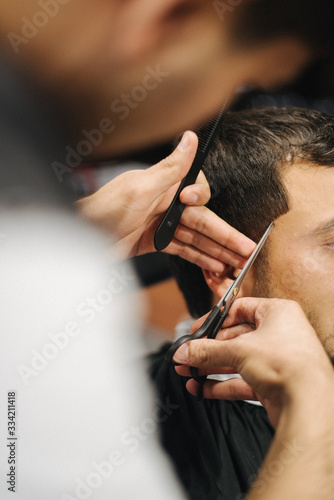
[217, 222, 273, 309]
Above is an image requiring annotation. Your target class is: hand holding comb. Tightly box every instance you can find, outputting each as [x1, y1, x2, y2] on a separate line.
[154, 93, 231, 251]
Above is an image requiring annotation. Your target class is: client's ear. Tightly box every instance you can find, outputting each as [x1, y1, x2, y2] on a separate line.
[202, 266, 254, 297]
[202, 267, 235, 299]
[203, 267, 246, 299]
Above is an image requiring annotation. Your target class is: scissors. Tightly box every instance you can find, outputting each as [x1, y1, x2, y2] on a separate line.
[164, 222, 274, 400]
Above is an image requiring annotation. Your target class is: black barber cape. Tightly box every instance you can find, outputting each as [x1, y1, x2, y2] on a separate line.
[148, 344, 274, 500]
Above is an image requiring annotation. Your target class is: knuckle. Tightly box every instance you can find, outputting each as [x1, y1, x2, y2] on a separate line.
[191, 230, 202, 249]
[255, 299, 271, 316]
[218, 246, 229, 263]
[271, 297, 300, 311]
[285, 299, 304, 316]
[161, 154, 176, 172]
[194, 213, 208, 234]
[189, 340, 211, 366]
[175, 225, 191, 244]
[193, 253, 203, 268]
[223, 227, 233, 249]
[177, 244, 188, 260]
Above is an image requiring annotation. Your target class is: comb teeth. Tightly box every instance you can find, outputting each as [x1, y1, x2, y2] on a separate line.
[196, 118, 221, 152]
[195, 94, 230, 153]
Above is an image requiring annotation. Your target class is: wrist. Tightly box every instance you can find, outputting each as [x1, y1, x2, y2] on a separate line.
[278, 369, 334, 440]
[76, 191, 119, 233]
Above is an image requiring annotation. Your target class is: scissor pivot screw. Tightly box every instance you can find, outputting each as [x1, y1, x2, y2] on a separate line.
[233, 287, 239, 296]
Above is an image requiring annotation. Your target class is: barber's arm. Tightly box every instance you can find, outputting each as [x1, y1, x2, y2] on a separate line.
[174, 298, 334, 499]
[76, 131, 255, 272]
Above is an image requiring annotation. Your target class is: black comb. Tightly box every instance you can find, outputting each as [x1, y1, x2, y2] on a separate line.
[154, 93, 231, 251]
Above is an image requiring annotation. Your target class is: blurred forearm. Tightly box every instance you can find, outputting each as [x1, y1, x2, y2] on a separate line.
[247, 374, 334, 500]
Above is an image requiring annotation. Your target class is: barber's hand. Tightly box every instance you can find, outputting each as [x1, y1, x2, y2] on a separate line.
[174, 298, 334, 427]
[76, 131, 255, 272]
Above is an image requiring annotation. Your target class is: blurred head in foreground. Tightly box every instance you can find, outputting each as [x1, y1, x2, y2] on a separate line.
[0, 0, 333, 156]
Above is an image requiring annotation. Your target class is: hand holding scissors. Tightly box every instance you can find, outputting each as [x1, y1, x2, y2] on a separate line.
[164, 223, 274, 400]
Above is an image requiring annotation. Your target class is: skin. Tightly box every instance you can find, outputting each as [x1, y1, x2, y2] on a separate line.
[201, 162, 334, 361]
[252, 163, 334, 360]
[77, 130, 256, 269]
[174, 297, 334, 499]
[172, 161, 334, 500]
[0, 0, 312, 155]
[0, 0, 328, 414]
[0, 0, 312, 271]
[1, 2, 334, 498]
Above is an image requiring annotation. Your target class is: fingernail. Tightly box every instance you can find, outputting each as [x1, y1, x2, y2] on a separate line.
[173, 343, 189, 363]
[177, 132, 189, 152]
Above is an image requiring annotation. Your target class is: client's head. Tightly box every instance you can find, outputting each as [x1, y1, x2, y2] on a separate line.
[170, 107, 334, 360]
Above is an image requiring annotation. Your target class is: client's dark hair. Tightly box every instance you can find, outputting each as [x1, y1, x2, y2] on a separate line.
[170, 107, 334, 318]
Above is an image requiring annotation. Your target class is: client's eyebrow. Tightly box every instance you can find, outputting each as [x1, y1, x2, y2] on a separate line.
[306, 217, 334, 238]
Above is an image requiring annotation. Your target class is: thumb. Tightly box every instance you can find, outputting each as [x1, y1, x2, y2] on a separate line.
[148, 131, 198, 193]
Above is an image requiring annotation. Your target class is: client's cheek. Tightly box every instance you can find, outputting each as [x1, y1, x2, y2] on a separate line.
[277, 267, 305, 296]
[277, 246, 326, 295]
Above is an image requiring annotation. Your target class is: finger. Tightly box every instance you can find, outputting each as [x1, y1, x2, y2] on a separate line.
[173, 337, 244, 368]
[173, 300, 283, 368]
[189, 312, 255, 343]
[216, 297, 279, 329]
[164, 238, 226, 273]
[190, 312, 210, 334]
[186, 378, 257, 401]
[190, 297, 275, 333]
[147, 131, 198, 194]
[175, 364, 236, 377]
[173, 223, 248, 269]
[179, 170, 210, 206]
[180, 206, 256, 259]
[215, 323, 255, 341]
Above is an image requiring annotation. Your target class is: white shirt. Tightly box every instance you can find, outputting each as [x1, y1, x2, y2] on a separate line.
[0, 208, 185, 500]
